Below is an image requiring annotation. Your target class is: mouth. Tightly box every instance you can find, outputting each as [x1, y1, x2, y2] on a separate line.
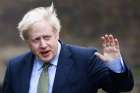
[40, 50, 51, 57]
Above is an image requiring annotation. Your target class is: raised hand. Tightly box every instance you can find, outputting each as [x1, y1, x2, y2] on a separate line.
[95, 34, 121, 63]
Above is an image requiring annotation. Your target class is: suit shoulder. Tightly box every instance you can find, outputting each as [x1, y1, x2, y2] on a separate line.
[66, 44, 97, 58]
[8, 51, 34, 67]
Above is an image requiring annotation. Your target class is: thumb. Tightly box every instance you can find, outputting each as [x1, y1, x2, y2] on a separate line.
[95, 52, 105, 61]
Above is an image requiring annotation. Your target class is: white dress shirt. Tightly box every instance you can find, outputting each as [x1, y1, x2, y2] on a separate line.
[29, 42, 125, 93]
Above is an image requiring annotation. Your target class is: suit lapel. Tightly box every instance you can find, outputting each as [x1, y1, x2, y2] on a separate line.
[52, 43, 74, 93]
[20, 52, 35, 93]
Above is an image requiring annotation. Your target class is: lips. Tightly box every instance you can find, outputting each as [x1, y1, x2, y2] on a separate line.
[40, 50, 51, 57]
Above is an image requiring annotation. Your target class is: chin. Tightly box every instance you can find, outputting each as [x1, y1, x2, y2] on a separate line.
[41, 56, 54, 63]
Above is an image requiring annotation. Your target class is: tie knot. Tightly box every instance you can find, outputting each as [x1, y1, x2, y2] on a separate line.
[42, 63, 50, 70]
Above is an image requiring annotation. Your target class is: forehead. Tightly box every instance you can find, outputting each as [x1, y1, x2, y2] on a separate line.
[28, 20, 54, 36]
[31, 19, 53, 31]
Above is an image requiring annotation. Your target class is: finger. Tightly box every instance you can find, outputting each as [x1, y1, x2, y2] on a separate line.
[104, 34, 110, 47]
[109, 34, 115, 47]
[95, 52, 105, 61]
[114, 38, 119, 49]
[101, 36, 106, 48]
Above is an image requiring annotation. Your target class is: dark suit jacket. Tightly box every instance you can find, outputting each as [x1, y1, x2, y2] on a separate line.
[2, 42, 134, 93]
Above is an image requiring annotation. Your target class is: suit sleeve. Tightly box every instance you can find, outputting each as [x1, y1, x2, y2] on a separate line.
[88, 52, 134, 92]
[2, 61, 14, 93]
[108, 63, 134, 92]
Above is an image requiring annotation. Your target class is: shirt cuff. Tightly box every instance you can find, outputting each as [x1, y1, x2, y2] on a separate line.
[105, 57, 125, 73]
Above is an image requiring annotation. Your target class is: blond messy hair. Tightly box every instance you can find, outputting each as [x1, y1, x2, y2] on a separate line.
[17, 3, 61, 40]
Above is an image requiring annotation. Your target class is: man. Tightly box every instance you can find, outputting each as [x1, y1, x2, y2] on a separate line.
[2, 3, 134, 93]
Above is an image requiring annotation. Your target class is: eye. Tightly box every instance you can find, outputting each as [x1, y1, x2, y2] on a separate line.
[32, 37, 40, 43]
[43, 35, 51, 40]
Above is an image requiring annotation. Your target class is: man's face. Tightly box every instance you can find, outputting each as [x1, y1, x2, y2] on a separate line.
[26, 20, 59, 63]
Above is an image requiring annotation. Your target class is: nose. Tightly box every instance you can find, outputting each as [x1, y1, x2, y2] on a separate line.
[40, 38, 47, 48]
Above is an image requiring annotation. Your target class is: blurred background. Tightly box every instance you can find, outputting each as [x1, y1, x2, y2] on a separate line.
[0, 0, 140, 92]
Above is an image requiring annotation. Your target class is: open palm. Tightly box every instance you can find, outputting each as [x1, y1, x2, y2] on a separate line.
[95, 34, 121, 63]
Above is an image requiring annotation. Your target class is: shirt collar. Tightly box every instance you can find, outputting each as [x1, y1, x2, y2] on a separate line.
[34, 41, 61, 70]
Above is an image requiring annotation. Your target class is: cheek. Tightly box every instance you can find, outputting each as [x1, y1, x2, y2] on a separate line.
[29, 43, 39, 52]
[47, 43, 57, 54]
[48, 39, 58, 48]
[52, 42, 58, 53]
